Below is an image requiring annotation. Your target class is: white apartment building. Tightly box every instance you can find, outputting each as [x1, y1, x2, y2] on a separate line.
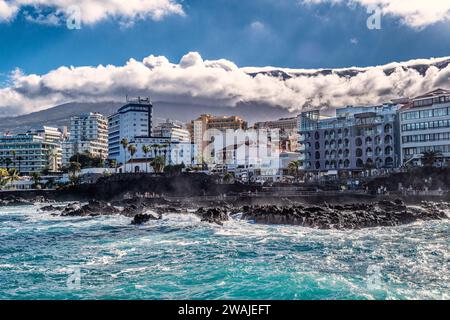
[36, 126, 64, 170]
[108, 98, 153, 163]
[152, 120, 190, 142]
[399, 88, 450, 166]
[0, 129, 62, 175]
[62, 112, 108, 165]
[118, 136, 198, 173]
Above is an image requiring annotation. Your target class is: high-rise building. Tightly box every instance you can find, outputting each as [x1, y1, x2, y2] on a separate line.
[187, 114, 248, 162]
[254, 116, 300, 152]
[254, 117, 298, 131]
[298, 104, 401, 176]
[62, 112, 108, 165]
[152, 120, 190, 142]
[0, 128, 62, 175]
[108, 97, 153, 163]
[399, 88, 450, 166]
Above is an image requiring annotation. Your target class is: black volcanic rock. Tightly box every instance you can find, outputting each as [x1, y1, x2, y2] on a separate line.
[131, 212, 161, 225]
[196, 207, 229, 226]
[61, 200, 120, 217]
[240, 202, 448, 230]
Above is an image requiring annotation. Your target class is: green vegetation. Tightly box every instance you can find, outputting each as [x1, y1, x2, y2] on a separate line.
[151, 156, 165, 174]
[69, 153, 104, 169]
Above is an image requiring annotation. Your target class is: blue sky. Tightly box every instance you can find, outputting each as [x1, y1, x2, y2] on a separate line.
[1, 0, 449, 77]
[0, 0, 449, 116]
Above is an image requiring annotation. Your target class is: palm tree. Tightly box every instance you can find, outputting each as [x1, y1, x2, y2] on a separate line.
[151, 144, 160, 158]
[120, 138, 129, 173]
[288, 160, 301, 178]
[223, 172, 234, 184]
[0, 168, 9, 190]
[31, 172, 41, 189]
[6, 169, 20, 188]
[68, 161, 82, 177]
[127, 144, 137, 173]
[151, 156, 165, 174]
[422, 150, 443, 167]
[142, 145, 150, 173]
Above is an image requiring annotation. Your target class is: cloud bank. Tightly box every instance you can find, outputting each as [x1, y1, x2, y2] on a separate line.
[0, 0, 184, 24]
[1, 52, 449, 117]
[301, 0, 450, 28]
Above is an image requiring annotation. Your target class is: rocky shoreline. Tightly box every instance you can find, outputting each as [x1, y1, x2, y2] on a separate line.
[1, 194, 448, 230]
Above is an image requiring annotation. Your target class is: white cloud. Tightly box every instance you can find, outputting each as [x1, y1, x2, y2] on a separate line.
[0, 0, 184, 25]
[1, 52, 449, 117]
[300, 0, 450, 28]
[250, 21, 265, 32]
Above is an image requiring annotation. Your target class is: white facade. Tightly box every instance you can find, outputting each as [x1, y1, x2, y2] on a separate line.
[131, 137, 198, 166]
[399, 88, 450, 165]
[63, 112, 108, 165]
[0, 131, 62, 175]
[108, 98, 153, 163]
[36, 126, 63, 170]
[152, 120, 190, 142]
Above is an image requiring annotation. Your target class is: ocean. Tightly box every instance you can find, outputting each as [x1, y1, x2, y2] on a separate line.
[0, 203, 448, 300]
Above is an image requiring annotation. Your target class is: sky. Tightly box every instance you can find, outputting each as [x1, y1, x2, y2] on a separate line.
[0, 0, 449, 116]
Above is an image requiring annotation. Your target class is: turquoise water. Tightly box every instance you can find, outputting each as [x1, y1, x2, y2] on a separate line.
[0, 204, 448, 300]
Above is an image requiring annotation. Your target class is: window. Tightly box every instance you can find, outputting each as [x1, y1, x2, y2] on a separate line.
[355, 138, 363, 146]
[356, 148, 363, 157]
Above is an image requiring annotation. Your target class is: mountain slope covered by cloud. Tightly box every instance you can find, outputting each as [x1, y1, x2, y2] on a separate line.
[1, 52, 449, 117]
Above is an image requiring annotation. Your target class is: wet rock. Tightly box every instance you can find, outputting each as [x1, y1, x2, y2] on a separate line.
[241, 202, 448, 230]
[39, 205, 65, 212]
[61, 200, 120, 217]
[121, 204, 145, 217]
[131, 212, 161, 225]
[196, 207, 229, 226]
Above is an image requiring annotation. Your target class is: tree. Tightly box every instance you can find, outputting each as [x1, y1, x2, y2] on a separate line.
[127, 144, 137, 173]
[223, 172, 234, 184]
[69, 153, 104, 169]
[422, 150, 443, 167]
[31, 172, 41, 189]
[108, 159, 118, 174]
[68, 161, 82, 176]
[120, 138, 129, 173]
[288, 160, 301, 177]
[6, 169, 20, 187]
[151, 156, 165, 174]
[0, 168, 9, 190]
[142, 145, 150, 173]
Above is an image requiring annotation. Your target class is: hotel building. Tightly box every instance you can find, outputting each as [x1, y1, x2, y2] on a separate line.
[108, 97, 153, 163]
[399, 88, 450, 166]
[299, 104, 401, 176]
[62, 112, 108, 165]
[0, 128, 63, 175]
[254, 116, 300, 152]
[187, 114, 248, 162]
[152, 120, 190, 143]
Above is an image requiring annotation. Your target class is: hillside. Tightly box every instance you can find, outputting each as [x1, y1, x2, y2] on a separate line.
[0, 101, 295, 133]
